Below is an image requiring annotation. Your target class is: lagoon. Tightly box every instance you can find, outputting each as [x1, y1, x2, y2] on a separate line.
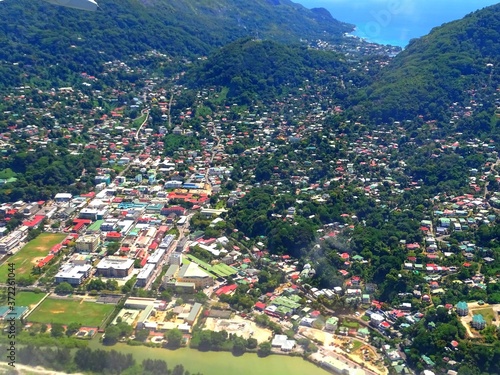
[88, 340, 330, 375]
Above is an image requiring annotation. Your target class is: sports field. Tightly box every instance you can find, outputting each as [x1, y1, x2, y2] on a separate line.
[0, 233, 66, 282]
[13, 291, 46, 308]
[28, 298, 115, 328]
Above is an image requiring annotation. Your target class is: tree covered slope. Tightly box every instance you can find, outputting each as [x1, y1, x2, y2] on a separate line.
[0, 0, 352, 88]
[183, 38, 350, 104]
[358, 3, 500, 123]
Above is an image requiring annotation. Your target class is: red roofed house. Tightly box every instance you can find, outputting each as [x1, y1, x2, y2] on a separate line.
[140, 255, 149, 267]
[37, 254, 55, 268]
[406, 243, 420, 250]
[23, 215, 45, 228]
[215, 284, 238, 297]
[254, 302, 266, 311]
[51, 244, 63, 254]
[380, 321, 391, 329]
[107, 232, 122, 241]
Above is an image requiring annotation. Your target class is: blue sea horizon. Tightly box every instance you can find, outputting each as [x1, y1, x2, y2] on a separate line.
[298, 0, 500, 47]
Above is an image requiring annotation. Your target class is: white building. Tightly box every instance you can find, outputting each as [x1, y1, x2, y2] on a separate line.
[75, 235, 100, 252]
[96, 257, 135, 277]
[136, 263, 157, 288]
[55, 264, 92, 285]
[54, 193, 72, 203]
[370, 313, 384, 327]
[271, 334, 295, 352]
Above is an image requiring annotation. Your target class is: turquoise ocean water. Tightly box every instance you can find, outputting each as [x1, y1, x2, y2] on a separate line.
[297, 0, 500, 47]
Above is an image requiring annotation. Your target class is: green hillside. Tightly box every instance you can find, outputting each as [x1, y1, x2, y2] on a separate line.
[358, 3, 500, 124]
[184, 38, 349, 104]
[0, 0, 352, 88]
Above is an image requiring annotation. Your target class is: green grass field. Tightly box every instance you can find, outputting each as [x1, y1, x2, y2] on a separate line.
[473, 307, 497, 324]
[28, 298, 114, 327]
[351, 340, 363, 352]
[0, 291, 45, 308]
[12, 291, 46, 308]
[0, 233, 66, 282]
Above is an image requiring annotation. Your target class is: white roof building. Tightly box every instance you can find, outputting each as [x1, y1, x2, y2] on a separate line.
[271, 334, 295, 351]
[55, 264, 92, 285]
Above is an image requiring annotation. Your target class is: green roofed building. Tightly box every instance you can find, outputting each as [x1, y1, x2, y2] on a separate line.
[0, 306, 29, 320]
[325, 317, 339, 331]
[271, 296, 301, 313]
[87, 220, 104, 233]
[178, 262, 214, 289]
[421, 355, 435, 367]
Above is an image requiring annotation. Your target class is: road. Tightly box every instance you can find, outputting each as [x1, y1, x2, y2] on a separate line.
[116, 108, 150, 179]
[135, 108, 150, 140]
[204, 122, 221, 190]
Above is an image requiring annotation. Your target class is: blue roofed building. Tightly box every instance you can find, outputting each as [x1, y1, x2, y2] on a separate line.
[472, 314, 486, 330]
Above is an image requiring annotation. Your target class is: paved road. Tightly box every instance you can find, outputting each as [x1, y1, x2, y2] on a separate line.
[135, 108, 150, 140]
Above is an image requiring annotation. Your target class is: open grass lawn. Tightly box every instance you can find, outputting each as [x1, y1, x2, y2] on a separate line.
[341, 320, 360, 329]
[0, 233, 66, 282]
[12, 291, 46, 308]
[28, 298, 114, 327]
[473, 307, 497, 324]
[352, 340, 363, 352]
[0, 290, 45, 308]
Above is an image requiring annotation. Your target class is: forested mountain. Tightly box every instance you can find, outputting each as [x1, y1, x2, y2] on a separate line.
[357, 3, 500, 124]
[184, 38, 350, 104]
[0, 0, 352, 88]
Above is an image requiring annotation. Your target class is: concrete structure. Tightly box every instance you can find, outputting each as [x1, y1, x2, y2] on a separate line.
[176, 237, 189, 252]
[317, 354, 366, 375]
[123, 297, 156, 329]
[169, 252, 183, 265]
[0, 229, 27, 253]
[55, 264, 92, 285]
[370, 313, 384, 327]
[136, 263, 156, 288]
[186, 303, 202, 325]
[124, 297, 156, 310]
[75, 234, 100, 252]
[96, 256, 134, 278]
[271, 334, 296, 352]
[147, 248, 166, 265]
[54, 193, 72, 202]
[177, 262, 214, 289]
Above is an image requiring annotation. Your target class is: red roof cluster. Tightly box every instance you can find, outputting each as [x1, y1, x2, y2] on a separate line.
[215, 284, 237, 296]
[37, 254, 54, 268]
[23, 215, 45, 228]
[51, 244, 63, 254]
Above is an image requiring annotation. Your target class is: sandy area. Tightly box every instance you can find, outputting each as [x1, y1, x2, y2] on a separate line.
[349, 344, 387, 375]
[300, 328, 386, 375]
[204, 316, 272, 343]
[298, 327, 335, 347]
[0, 363, 84, 375]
